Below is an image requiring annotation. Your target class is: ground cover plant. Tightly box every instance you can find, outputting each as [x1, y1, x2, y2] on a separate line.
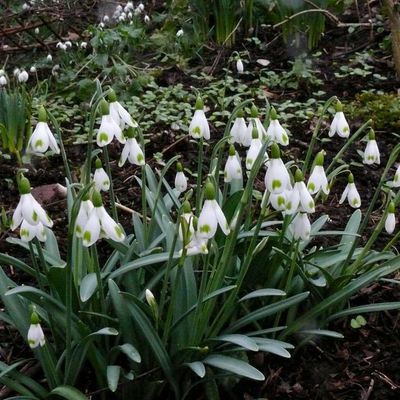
[1, 1, 400, 399]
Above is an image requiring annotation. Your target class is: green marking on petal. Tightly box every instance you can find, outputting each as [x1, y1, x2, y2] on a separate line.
[32, 211, 38, 222]
[35, 139, 44, 148]
[343, 127, 349, 132]
[83, 231, 91, 243]
[277, 196, 285, 206]
[272, 180, 282, 190]
[137, 153, 144, 162]
[103, 181, 109, 186]
[308, 182, 315, 191]
[199, 224, 210, 233]
[286, 201, 292, 210]
[309, 201, 314, 209]
[76, 225, 82, 234]
[352, 198, 359, 206]
[99, 132, 109, 143]
[115, 225, 123, 238]
[282, 134, 288, 143]
[20, 229, 29, 237]
[193, 126, 201, 136]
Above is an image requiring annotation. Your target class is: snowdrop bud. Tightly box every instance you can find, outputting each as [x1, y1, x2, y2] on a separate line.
[385, 201, 396, 234]
[94, 159, 110, 192]
[339, 173, 361, 208]
[145, 288, 157, 307]
[329, 100, 350, 138]
[230, 108, 247, 145]
[236, 58, 244, 73]
[34, 27, 39, 34]
[224, 145, 242, 182]
[0, 75, 7, 86]
[27, 311, 45, 348]
[175, 162, 188, 193]
[46, 54, 52, 62]
[30, 66, 36, 73]
[363, 129, 380, 165]
[176, 29, 184, 38]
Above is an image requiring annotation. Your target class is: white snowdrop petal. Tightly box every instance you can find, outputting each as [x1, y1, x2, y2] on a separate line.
[20, 219, 35, 242]
[45, 124, 60, 154]
[27, 323, 45, 348]
[94, 168, 110, 191]
[213, 200, 230, 235]
[339, 184, 350, 205]
[98, 207, 125, 242]
[385, 213, 396, 234]
[82, 209, 101, 247]
[175, 171, 187, 192]
[198, 200, 218, 239]
[11, 200, 23, 230]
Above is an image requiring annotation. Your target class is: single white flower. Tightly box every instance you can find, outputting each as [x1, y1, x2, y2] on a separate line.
[236, 58, 244, 73]
[18, 70, 29, 83]
[109, 101, 137, 131]
[198, 182, 230, 239]
[363, 129, 380, 165]
[13, 68, 20, 77]
[138, 3, 144, 11]
[391, 165, 400, 188]
[103, 15, 110, 22]
[385, 202, 396, 234]
[269, 191, 288, 212]
[93, 159, 110, 192]
[20, 220, 47, 242]
[286, 171, 315, 215]
[174, 162, 188, 193]
[96, 100, 125, 146]
[27, 106, 60, 154]
[230, 109, 247, 145]
[329, 101, 350, 138]
[22, 3, 31, 11]
[179, 202, 195, 242]
[292, 212, 311, 241]
[185, 233, 209, 256]
[56, 42, 67, 51]
[144, 15, 150, 23]
[264, 144, 291, 194]
[266, 107, 289, 146]
[80, 42, 88, 49]
[65, 41, 72, 48]
[30, 66, 37, 73]
[119, 137, 145, 167]
[224, 145, 242, 182]
[0, 75, 7, 86]
[339, 173, 361, 208]
[75, 198, 94, 237]
[82, 191, 125, 247]
[176, 29, 184, 38]
[246, 128, 266, 170]
[46, 54, 52, 62]
[307, 151, 329, 195]
[27, 312, 45, 349]
[189, 97, 210, 140]
[35, 27, 40, 34]
[11, 177, 53, 230]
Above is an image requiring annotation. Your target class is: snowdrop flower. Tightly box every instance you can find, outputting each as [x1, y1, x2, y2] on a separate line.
[307, 151, 329, 195]
[230, 109, 247, 145]
[27, 312, 45, 349]
[124, 2, 134, 12]
[185, 233, 209, 256]
[75, 196, 94, 238]
[175, 162, 188, 193]
[18, 70, 29, 83]
[339, 173, 361, 208]
[363, 129, 380, 165]
[82, 191, 125, 247]
[264, 143, 292, 194]
[144, 15, 150, 24]
[96, 100, 125, 146]
[93, 159, 110, 192]
[176, 29, 184, 38]
[286, 170, 315, 214]
[103, 15, 110, 22]
[246, 127, 266, 170]
[138, 3, 144, 11]
[35, 27, 40, 34]
[27, 106, 60, 154]
[179, 201, 195, 242]
[385, 202, 396, 234]
[22, 3, 31, 11]
[0, 75, 7, 86]
[65, 41, 72, 48]
[189, 96, 210, 140]
[236, 58, 244, 73]
[13, 68, 20, 77]
[19, 220, 47, 242]
[46, 54, 52, 62]
[244, 104, 267, 145]
[266, 107, 289, 146]
[329, 101, 350, 138]
[56, 42, 67, 51]
[11, 176, 53, 230]
[80, 42, 87, 49]
[224, 145, 242, 182]
[391, 165, 400, 188]
[30, 66, 37, 73]
[292, 212, 311, 241]
[108, 89, 138, 130]
[198, 182, 230, 239]
[118, 127, 145, 167]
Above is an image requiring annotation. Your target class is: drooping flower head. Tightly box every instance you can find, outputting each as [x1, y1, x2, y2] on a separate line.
[329, 100, 350, 138]
[385, 201, 396, 234]
[392, 165, 400, 188]
[292, 212, 311, 241]
[82, 190, 125, 247]
[246, 126, 267, 170]
[244, 104, 266, 146]
[27, 311, 45, 349]
[198, 181, 230, 239]
[363, 129, 380, 165]
[286, 169, 315, 215]
[96, 99, 125, 147]
[189, 96, 210, 140]
[118, 127, 145, 167]
[27, 105, 60, 154]
[230, 108, 247, 145]
[11, 176, 53, 231]
[236, 58, 244, 74]
[307, 151, 329, 195]
[339, 173, 361, 208]
[224, 145, 242, 183]
[179, 201, 195, 243]
[264, 143, 291, 194]
[175, 162, 188, 193]
[108, 89, 138, 131]
[75, 194, 94, 238]
[93, 158, 110, 192]
[18, 70, 29, 83]
[266, 107, 289, 146]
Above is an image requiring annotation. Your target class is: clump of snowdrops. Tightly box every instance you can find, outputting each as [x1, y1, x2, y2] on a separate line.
[1, 84, 400, 399]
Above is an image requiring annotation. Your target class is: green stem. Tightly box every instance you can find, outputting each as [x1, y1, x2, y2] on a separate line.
[91, 245, 106, 313]
[28, 242, 45, 292]
[103, 145, 118, 223]
[195, 138, 204, 216]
